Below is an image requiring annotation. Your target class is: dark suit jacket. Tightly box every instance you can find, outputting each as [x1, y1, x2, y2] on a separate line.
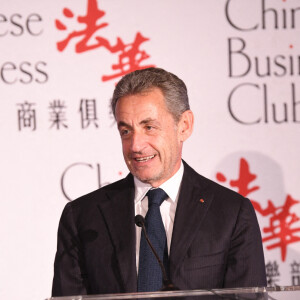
[52, 161, 266, 296]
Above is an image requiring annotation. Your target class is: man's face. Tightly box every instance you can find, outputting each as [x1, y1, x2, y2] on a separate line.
[115, 88, 184, 187]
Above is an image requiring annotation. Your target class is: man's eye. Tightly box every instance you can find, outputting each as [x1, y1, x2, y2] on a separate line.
[146, 126, 153, 131]
[120, 129, 129, 136]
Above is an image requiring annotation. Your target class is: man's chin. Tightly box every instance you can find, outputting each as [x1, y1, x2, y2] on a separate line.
[133, 171, 162, 186]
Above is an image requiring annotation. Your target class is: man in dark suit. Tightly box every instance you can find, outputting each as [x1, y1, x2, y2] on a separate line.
[52, 67, 266, 296]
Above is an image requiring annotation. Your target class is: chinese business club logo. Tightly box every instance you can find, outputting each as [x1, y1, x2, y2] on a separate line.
[225, 0, 300, 125]
[214, 153, 300, 262]
[55, 0, 155, 82]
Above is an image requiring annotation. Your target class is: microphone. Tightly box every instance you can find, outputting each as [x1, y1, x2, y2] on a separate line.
[135, 214, 179, 291]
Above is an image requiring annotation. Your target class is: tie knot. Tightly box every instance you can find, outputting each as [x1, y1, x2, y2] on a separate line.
[147, 188, 168, 207]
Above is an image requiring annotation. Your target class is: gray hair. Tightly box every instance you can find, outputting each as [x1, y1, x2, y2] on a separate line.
[111, 67, 190, 123]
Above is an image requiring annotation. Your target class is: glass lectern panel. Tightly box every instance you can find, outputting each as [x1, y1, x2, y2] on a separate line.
[46, 286, 300, 300]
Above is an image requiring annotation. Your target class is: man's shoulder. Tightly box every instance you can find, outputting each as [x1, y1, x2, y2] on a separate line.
[182, 161, 255, 225]
[66, 173, 133, 210]
[183, 160, 247, 205]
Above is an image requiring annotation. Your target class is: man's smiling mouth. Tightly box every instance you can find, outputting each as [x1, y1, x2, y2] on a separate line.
[134, 155, 156, 162]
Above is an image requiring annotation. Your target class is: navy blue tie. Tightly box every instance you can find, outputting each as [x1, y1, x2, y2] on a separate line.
[138, 188, 169, 292]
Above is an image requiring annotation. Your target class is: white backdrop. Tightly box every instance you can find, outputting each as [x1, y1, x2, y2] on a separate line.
[1, 1, 300, 299]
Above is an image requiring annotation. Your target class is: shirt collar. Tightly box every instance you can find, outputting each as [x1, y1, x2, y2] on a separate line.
[134, 161, 184, 204]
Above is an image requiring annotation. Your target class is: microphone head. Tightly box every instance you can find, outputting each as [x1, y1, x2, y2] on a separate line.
[135, 214, 145, 227]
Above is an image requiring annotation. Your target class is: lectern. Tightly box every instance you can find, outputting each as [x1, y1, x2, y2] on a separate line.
[46, 286, 300, 300]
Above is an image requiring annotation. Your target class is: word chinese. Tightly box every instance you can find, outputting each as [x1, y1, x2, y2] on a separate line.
[0, 13, 43, 36]
[225, 0, 300, 31]
[60, 162, 123, 201]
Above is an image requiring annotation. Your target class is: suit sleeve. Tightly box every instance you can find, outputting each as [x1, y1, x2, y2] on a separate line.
[52, 203, 89, 296]
[223, 197, 267, 287]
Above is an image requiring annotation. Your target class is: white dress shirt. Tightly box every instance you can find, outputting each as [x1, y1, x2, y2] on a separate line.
[134, 161, 184, 271]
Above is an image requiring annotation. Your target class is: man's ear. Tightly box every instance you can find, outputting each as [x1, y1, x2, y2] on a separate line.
[178, 110, 194, 142]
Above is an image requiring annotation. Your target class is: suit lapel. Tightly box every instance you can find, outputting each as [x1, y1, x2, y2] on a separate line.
[95, 163, 214, 290]
[97, 174, 137, 292]
[170, 162, 214, 276]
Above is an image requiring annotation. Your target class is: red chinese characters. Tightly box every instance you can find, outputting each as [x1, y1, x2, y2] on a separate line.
[55, 0, 109, 53]
[102, 32, 155, 81]
[216, 158, 300, 262]
[253, 195, 300, 262]
[55, 0, 154, 81]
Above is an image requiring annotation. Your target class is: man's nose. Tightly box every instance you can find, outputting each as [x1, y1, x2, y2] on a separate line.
[130, 131, 146, 152]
